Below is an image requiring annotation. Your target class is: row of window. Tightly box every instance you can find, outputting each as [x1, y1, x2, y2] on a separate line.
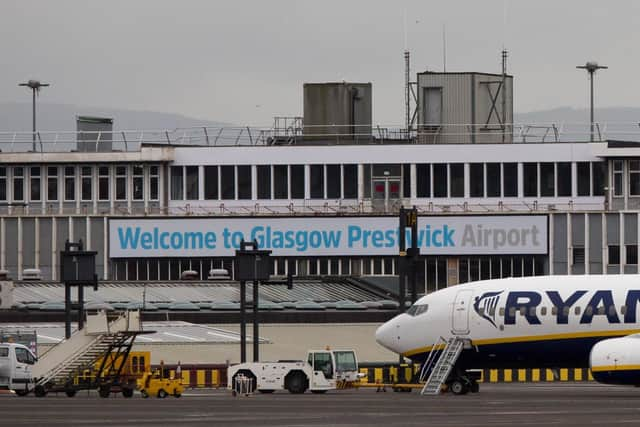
[573, 245, 638, 266]
[110, 255, 544, 296]
[169, 162, 606, 201]
[415, 162, 605, 199]
[170, 165, 359, 201]
[613, 160, 640, 197]
[0, 165, 159, 202]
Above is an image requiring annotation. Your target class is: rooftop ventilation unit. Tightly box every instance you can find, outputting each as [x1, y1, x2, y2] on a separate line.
[22, 268, 42, 281]
[76, 116, 113, 152]
[208, 269, 230, 280]
[180, 270, 199, 281]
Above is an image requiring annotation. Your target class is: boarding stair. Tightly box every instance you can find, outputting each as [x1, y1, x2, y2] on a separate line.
[420, 336, 467, 395]
[32, 310, 142, 388]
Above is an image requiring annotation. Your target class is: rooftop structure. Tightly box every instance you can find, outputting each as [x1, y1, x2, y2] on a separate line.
[0, 73, 638, 297]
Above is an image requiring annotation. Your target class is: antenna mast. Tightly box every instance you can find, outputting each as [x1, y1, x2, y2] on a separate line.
[405, 50, 410, 140]
[442, 24, 447, 72]
[501, 49, 508, 142]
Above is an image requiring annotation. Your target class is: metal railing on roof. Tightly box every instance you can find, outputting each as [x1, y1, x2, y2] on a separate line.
[0, 199, 607, 217]
[1, 122, 640, 153]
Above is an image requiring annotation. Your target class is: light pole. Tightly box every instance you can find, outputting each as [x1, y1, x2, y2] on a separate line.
[18, 79, 49, 152]
[576, 62, 607, 142]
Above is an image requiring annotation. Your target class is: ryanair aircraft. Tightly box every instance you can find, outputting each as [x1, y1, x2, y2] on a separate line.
[375, 275, 640, 393]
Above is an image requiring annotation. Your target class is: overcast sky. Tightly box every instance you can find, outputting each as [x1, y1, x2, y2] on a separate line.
[1, 0, 638, 126]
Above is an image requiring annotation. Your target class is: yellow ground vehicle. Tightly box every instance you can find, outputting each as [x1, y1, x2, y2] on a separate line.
[72, 351, 150, 398]
[138, 370, 184, 398]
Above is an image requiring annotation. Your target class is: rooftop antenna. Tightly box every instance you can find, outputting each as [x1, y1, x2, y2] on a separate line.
[501, 49, 508, 142]
[18, 79, 50, 152]
[501, 0, 508, 142]
[404, 9, 410, 140]
[442, 24, 447, 72]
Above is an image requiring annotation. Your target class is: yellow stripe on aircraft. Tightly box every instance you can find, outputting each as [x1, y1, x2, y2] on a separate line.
[591, 364, 640, 372]
[402, 329, 640, 357]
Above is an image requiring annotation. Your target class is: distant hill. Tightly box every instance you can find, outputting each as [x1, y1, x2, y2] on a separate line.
[0, 102, 231, 132]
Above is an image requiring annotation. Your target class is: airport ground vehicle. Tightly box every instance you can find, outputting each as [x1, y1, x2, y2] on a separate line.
[137, 370, 184, 398]
[0, 343, 36, 395]
[71, 350, 150, 398]
[227, 349, 359, 394]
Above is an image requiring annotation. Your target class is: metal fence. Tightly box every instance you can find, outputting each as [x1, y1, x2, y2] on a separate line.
[1, 121, 639, 153]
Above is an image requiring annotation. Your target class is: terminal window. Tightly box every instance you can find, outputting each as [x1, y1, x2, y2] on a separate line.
[291, 165, 305, 199]
[630, 161, 640, 196]
[557, 162, 571, 197]
[186, 166, 199, 200]
[132, 165, 143, 201]
[627, 245, 638, 265]
[503, 163, 517, 197]
[13, 166, 24, 201]
[572, 247, 585, 265]
[608, 245, 620, 265]
[273, 165, 288, 199]
[433, 164, 447, 197]
[523, 163, 538, 197]
[64, 166, 75, 201]
[221, 166, 235, 199]
[256, 165, 270, 199]
[149, 166, 159, 201]
[540, 163, 555, 197]
[416, 164, 430, 198]
[47, 166, 58, 201]
[237, 165, 251, 200]
[577, 162, 590, 196]
[204, 166, 219, 200]
[449, 163, 464, 197]
[486, 163, 501, 197]
[171, 166, 184, 200]
[326, 165, 340, 198]
[0, 167, 6, 200]
[115, 166, 127, 200]
[30, 166, 40, 201]
[98, 166, 109, 201]
[342, 165, 358, 199]
[592, 162, 606, 196]
[469, 163, 484, 197]
[310, 165, 324, 199]
[613, 161, 623, 197]
[82, 166, 94, 201]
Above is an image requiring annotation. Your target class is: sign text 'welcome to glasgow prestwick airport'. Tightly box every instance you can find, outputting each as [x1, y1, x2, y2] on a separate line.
[109, 216, 547, 258]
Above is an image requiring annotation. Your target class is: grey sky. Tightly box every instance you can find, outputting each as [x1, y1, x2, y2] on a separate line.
[1, 0, 638, 126]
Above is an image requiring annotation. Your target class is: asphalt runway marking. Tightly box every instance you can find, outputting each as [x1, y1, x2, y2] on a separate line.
[1, 384, 639, 426]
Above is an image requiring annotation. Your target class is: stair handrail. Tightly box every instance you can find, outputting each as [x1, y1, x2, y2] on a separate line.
[36, 313, 130, 383]
[419, 336, 447, 382]
[36, 333, 106, 383]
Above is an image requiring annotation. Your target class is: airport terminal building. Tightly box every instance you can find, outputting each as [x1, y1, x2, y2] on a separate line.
[0, 73, 639, 296]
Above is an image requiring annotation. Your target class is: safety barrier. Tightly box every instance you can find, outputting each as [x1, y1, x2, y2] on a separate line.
[152, 364, 227, 388]
[150, 363, 595, 389]
[356, 364, 594, 384]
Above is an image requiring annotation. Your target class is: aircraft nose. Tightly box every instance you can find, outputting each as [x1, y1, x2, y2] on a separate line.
[375, 319, 398, 352]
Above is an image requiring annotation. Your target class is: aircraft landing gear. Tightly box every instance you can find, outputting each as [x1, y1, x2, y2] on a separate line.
[449, 379, 469, 395]
[447, 371, 480, 395]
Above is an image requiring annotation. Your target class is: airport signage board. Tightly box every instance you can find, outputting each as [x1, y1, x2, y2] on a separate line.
[109, 215, 548, 258]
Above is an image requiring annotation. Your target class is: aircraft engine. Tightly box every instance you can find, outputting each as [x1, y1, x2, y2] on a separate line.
[590, 335, 640, 385]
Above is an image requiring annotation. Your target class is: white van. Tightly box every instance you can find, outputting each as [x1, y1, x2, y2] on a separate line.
[0, 343, 36, 395]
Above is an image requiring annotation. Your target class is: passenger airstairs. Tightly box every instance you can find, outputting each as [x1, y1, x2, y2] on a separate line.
[32, 310, 143, 394]
[420, 336, 467, 395]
